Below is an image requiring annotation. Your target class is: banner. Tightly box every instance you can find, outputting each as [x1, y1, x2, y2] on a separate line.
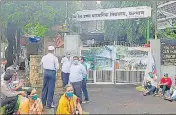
[73, 6, 151, 21]
[144, 50, 157, 80]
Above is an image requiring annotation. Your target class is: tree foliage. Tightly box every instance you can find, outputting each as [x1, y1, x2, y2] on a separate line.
[102, 1, 153, 44]
[158, 25, 176, 39]
[1, 1, 83, 37]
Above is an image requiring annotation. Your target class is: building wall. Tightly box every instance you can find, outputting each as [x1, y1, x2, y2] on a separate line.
[151, 39, 176, 83]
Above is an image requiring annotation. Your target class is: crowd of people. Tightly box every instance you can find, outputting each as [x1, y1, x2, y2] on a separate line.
[40, 46, 89, 114]
[142, 72, 176, 102]
[1, 45, 89, 114]
[2, 45, 176, 114]
[1, 65, 43, 114]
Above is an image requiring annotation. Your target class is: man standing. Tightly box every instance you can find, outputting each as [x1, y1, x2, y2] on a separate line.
[61, 52, 71, 88]
[41, 46, 59, 108]
[69, 56, 87, 103]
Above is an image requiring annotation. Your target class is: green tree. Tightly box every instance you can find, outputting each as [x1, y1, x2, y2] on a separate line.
[102, 1, 152, 44]
[0, 1, 83, 67]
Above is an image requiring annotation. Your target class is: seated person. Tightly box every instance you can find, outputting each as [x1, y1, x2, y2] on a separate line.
[17, 88, 44, 114]
[1, 71, 26, 114]
[1, 66, 23, 91]
[143, 72, 157, 96]
[56, 84, 83, 114]
[1, 71, 26, 98]
[164, 77, 176, 102]
[154, 73, 172, 97]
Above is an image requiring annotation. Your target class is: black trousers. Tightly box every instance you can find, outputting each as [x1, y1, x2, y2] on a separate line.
[1, 96, 18, 114]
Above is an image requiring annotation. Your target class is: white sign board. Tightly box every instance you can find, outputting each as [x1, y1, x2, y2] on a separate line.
[157, 20, 172, 30]
[64, 35, 81, 56]
[73, 6, 151, 22]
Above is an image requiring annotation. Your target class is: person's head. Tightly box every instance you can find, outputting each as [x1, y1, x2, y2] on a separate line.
[66, 52, 71, 58]
[65, 84, 74, 98]
[1, 58, 7, 65]
[80, 57, 85, 64]
[148, 72, 153, 78]
[27, 88, 38, 101]
[73, 56, 79, 65]
[48, 46, 55, 53]
[3, 69, 16, 82]
[164, 73, 168, 79]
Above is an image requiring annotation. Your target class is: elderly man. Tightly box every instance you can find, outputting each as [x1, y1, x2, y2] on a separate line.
[69, 56, 87, 104]
[61, 52, 72, 88]
[41, 46, 59, 108]
[1, 69, 26, 105]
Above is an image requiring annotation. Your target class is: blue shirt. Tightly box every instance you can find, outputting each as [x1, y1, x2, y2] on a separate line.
[69, 64, 87, 83]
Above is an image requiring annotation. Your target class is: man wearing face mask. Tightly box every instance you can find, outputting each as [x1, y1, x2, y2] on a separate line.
[69, 56, 87, 104]
[154, 73, 172, 97]
[61, 52, 72, 88]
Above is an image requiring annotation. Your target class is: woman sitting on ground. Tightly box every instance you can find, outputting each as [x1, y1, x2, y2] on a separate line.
[17, 88, 44, 114]
[143, 72, 157, 96]
[56, 84, 83, 114]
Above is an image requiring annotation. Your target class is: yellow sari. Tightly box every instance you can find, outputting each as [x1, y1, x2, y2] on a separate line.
[56, 94, 78, 114]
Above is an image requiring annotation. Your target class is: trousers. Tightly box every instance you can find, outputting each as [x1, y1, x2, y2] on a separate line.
[42, 69, 56, 107]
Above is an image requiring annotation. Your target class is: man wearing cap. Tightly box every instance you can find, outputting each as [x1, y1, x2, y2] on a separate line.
[41, 46, 59, 108]
[60, 52, 72, 88]
[154, 73, 172, 97]
[164, 76, 176, 102]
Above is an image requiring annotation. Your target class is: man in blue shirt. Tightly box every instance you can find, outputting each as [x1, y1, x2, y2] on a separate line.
[69, 56, 87, 104]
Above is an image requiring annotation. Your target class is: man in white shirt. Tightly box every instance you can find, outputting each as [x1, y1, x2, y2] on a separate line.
[60, 52, 71, 88]
[40, 46, 59, 108]
[69, 56, 87, 103]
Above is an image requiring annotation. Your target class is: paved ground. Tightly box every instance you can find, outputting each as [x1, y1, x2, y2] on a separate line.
[47, 84, 176, 114]
[81, 84, 176, 114]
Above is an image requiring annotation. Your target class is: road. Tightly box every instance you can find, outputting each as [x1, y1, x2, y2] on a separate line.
[81, 84, 176, 114]
[49, 84, 176, 114]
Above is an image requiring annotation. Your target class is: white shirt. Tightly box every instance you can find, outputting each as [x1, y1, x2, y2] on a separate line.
[1, 72, 5, 82]
[69, 64, 87, 83]
[41, 53, 59, 70]
[61, 57, 71, 73]
[1, 64, 5, 73]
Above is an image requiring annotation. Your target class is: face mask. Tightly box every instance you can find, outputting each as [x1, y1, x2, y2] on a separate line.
[73, 60, 79, 65]
[30, 94, 38, 100]
[164, 76, 167, 79]
[66, 92, 73, 98]
[149, 73, 153, 78]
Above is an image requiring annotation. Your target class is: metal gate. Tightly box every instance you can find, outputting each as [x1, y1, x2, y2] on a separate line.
[87, 70, 145, 84]
[87, 70, 114, 84]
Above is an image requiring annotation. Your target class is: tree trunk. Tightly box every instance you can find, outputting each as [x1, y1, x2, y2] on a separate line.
[16, 28, 21, 65]
[5, 22, 17, 70]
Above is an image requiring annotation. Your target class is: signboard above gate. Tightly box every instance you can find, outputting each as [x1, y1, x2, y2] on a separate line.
[73, 6, 151, 22]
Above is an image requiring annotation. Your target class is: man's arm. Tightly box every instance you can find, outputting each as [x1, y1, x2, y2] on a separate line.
[80, 64, 87, 77]
[55, 57, 59, 70]
[60, 58, 64, 70]
[1, 85, 26, 97]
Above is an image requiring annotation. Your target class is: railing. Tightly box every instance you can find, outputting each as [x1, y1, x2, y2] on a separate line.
[87, 70, 145, 84]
